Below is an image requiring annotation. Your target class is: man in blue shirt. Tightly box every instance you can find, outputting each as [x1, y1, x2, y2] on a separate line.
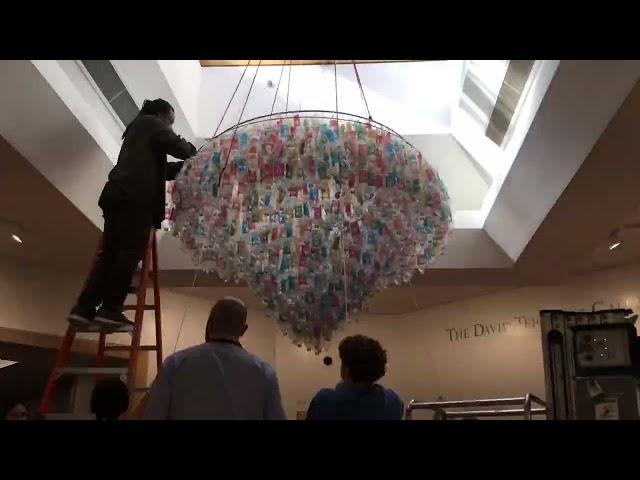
[306, 335, 404, 420]
[143, 297, 286, 420]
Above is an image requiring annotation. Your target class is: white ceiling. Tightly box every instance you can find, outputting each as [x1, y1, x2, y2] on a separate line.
[2, 60, 640, 278]
[198, 61, 464, 138]
[4, 70, 640, 314]
[195, 60, 560, 230]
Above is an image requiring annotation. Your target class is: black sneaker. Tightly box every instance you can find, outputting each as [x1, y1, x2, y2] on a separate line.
[94, 308, 135, 331]
[68, 304, 96, 326]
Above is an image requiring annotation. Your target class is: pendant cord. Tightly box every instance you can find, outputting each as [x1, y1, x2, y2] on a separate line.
[352, 61, 372, 121]
[212, 61, 251, 138]
[217, 60, 262, 186]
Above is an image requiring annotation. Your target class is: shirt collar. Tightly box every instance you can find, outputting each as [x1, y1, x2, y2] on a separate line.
[336, 381, 376, 394]
[208, 338, 243, 348]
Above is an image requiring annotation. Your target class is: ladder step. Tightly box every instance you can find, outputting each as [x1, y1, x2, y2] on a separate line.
[122, 305, 155, 311]
[72, 323, 135, 333]
[104, 345, 158, 352]
[56, 367, 128, 376]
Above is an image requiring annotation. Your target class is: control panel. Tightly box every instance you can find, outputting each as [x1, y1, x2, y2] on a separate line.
[574, 326, 631, 368]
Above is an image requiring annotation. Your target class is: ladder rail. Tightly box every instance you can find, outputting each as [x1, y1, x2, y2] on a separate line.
[151, 232, 164, 372]
[96, 332, 107, 384]
[39, 326, 76, 413]
[125, 232, 152, 405]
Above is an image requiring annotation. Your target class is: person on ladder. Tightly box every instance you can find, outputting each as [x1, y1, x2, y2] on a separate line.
[68, 98, 196, 331]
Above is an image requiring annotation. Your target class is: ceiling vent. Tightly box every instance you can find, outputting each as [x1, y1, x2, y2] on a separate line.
[80, 60, 139, 127]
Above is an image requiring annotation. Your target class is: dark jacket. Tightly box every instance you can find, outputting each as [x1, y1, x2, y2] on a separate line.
[306, 382, 404, 420]
[99, 114, 196, 228]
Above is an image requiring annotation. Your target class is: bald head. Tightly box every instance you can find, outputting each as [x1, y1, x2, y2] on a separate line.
[206, 297, 248, 341]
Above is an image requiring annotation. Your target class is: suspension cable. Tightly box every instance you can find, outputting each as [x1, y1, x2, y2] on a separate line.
[269, 62, 286, 118]
[217, 60, 262, 186]
[285, 60, 292, 112]
[211, 60, 251, 138]
[352, 61, 372, 121]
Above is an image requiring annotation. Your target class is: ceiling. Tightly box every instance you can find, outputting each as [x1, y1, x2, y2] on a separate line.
[0, 135, 100, 272]
[577, 207, 640, 274]
[3, 86, 640, 312]
[511, 77, 640, 283]
[2, 60, 640, 314]
[198, 61, 464, 138]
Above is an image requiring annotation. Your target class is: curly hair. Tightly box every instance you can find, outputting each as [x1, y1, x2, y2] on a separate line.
[122, 98, 174, 139]
[339, 335, 388, 384]
[91, 378, 129, 420]
[2, 399, 28, 420]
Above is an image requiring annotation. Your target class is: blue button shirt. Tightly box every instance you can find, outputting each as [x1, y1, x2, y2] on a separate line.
[306, 382, 404, 420]
[143, 341, 286, 420]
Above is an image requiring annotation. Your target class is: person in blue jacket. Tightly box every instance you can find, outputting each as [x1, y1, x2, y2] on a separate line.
[306, 335, 404, 420]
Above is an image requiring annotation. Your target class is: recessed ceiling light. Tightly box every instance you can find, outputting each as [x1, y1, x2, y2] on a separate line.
[11, 234, 22, 244]
[609, 241, 621, 251]
[0, 359, 18, 370]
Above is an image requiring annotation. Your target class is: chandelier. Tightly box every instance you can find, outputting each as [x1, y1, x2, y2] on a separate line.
[169, 61, 452, 353]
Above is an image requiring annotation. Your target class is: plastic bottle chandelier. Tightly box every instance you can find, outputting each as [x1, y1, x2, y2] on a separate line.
[169, 61, 453, 353]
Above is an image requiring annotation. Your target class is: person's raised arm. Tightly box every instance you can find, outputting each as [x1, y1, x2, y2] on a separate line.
[150, 117, 196, 161]
[166, 161, 185, 181]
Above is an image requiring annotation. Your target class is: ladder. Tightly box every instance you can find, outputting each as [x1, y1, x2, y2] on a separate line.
[39, 230, 163, 418]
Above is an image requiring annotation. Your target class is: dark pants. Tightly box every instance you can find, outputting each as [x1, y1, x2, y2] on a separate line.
[76, 202, 153, 312]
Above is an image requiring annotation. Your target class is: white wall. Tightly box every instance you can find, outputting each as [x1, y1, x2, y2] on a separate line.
[0, 60, 116, 228]
[157, 60, 202, 136]
[111, 60, 198, 144]
[0, 258, 84, 335]
[56, 60, 125, 143]
[405, 134, 490, 212]
[4, 248, 640, 419]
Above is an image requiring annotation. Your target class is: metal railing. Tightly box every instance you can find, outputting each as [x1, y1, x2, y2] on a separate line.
[405, 393, 547, 420]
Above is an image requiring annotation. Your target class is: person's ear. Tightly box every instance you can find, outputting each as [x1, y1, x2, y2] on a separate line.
[159, 112, 171, 126]
[340, 364, 348, 381]
[241, 324, 248, 337]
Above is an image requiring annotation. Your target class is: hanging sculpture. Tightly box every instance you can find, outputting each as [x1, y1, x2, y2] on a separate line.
[168, 62, 452, 353]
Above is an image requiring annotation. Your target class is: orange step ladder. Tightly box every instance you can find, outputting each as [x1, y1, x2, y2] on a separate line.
[39, 230, 163, 418]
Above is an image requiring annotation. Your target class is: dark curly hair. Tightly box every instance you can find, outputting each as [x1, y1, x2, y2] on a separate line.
[339, 335, 388, 384]
[122, 98, 174, 139]
[91, 378, 129, 420]
[2, 399, 28, 420]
